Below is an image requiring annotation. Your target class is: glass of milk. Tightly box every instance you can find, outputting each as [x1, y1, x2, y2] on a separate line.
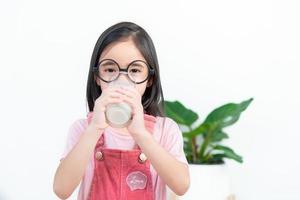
[105, 79, 135, 128]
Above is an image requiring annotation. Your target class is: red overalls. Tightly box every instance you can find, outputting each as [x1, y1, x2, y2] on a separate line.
[86, 112, 157, 200]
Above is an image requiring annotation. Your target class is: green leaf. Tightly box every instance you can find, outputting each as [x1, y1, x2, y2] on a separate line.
[211, 131, 229, 142]
[183, 123, 209, 138]
[164, 100, 198, 126]
[164, 98, 252, 165]
[213, 145, 243, 163]
[204, 98, 253, 129]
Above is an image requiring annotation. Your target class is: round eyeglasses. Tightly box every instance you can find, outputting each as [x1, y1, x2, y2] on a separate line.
[93, 59, 155, 84]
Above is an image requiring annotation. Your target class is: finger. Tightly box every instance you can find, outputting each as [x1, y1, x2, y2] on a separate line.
[123, 88, 141, 100]
[103, 97, 124, 106]
[105, 87, 124, 94]
[121, 87, 138, 95]
[118, 88, 141, 100]
[108, 91, 124, 98]
[115, 88, 135, 99]
[121, 95, 141, 115]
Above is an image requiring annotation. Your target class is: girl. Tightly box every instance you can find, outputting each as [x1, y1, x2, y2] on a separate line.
[53, 22, 190, 200]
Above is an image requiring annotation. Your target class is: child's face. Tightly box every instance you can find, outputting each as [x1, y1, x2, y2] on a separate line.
[96, 37, 152, 96]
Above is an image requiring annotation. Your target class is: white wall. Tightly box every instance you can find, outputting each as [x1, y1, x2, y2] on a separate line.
[0, 0, 299, 199]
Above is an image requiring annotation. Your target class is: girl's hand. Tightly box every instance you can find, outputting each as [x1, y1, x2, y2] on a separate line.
[90, 87, 124, 129]
[117, 87, 147, 137]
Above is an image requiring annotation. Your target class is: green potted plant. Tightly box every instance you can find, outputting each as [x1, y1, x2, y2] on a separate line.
[164, 98, 253, 199]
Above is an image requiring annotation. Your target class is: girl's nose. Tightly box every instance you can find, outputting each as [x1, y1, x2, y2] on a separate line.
[117, 72, 131, 83]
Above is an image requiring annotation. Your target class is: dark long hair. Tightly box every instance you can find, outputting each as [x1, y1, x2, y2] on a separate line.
[86, 22, 165, 117]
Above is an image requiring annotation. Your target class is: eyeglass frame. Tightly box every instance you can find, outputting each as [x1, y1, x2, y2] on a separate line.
[93, 58, 155, 84]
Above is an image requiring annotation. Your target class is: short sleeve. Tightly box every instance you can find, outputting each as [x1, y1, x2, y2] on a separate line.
[160, 117, 189, 166]
[60, 119, 87, 161]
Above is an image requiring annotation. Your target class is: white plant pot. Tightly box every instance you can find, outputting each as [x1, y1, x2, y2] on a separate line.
[167, 164, 234, 200]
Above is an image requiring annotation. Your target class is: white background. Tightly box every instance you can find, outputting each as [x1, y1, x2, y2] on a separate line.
[0, 0, 299, 199]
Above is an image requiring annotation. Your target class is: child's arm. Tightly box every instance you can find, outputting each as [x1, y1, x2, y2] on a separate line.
[53, 87, 122, 199]
[133, 130, 190, 196]
[53, 125, 103, 199]
[117, 86, 190, 195]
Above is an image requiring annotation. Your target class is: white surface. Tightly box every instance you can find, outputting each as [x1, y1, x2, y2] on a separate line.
[0, 0, 299, 199]
[180, 164, 231, 200]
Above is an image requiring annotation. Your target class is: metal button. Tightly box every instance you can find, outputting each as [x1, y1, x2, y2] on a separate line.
[138, 153, 147, 163]
[95, 151, 103, 161]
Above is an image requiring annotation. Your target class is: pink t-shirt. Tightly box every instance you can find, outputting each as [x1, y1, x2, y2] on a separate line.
[60, 116, 188, 200]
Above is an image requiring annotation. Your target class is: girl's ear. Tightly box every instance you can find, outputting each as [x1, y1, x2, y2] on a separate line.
[146, 78, 153, 87]
[94, 75, 101, 86]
